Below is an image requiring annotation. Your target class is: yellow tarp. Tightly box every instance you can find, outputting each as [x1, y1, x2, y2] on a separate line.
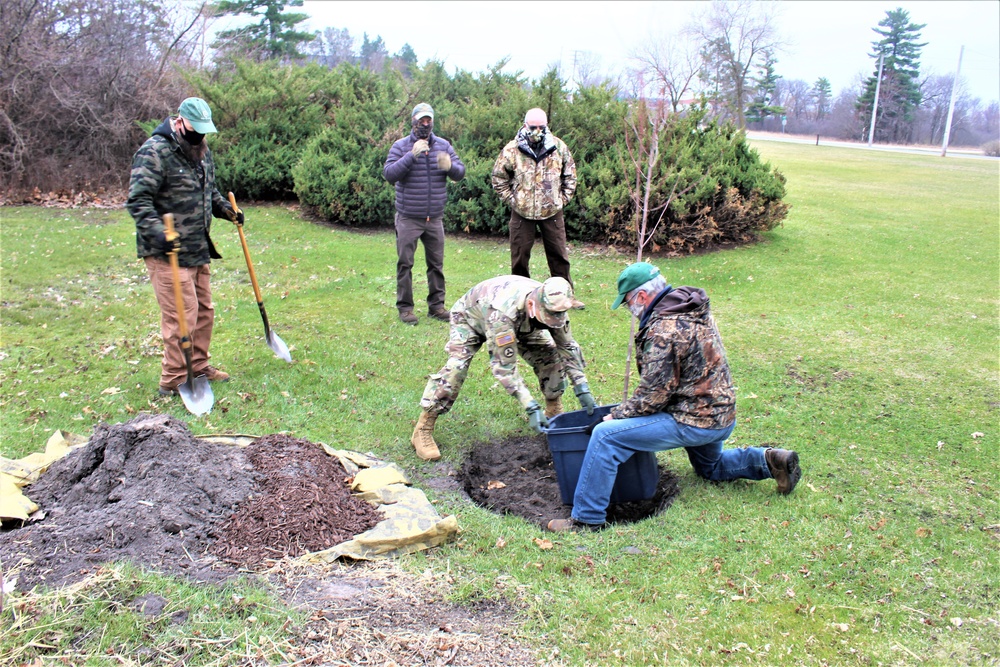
[0, 430, 88, 521]
[2, 430, 459, 561]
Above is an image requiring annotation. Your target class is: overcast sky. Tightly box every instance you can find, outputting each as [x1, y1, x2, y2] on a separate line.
[287, 0, 1000, 103]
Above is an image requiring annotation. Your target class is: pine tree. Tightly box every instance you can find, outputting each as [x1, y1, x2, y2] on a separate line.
[212, 0, 315, 63]
[856, 8, 926, 143]
[812, 77, 832, 120]
[746, 53, 783, 126]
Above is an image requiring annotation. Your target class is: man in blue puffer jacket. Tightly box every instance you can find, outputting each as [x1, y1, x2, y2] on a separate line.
[384, 103, 466, 325]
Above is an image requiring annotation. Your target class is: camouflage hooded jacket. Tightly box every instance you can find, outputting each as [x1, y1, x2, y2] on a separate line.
[126, 118, 229, 267]
[453, 276, 588, 408]
[491, 129, 577, 220]
[610, 286, 736, 429]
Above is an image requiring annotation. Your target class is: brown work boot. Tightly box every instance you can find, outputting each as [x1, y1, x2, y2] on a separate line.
[411, 410, 440, 460]
[428, 307, 451, 322]
[203, 366, 230, 382]
[545, 517, 605, 532]
[765, 448, 801, 495]
[399, 310, 418, 326]
[544, 396, 563, 419]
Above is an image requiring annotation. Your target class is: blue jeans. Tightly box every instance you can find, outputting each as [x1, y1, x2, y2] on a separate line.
[572, 412, 772, 525]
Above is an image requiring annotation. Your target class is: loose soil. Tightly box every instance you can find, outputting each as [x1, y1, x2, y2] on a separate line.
[0, 414, 545, 665]
[0, 413, 380, 590]
[457, 433, 681, 527]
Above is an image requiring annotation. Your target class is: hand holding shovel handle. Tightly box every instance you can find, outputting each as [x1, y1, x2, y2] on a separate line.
[227, 193, 292, 362]
[163, 214, 214, 416]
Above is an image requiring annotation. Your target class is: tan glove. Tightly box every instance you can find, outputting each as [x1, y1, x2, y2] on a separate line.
[411, 139, 429, 156]
[437, 151, 451, 171]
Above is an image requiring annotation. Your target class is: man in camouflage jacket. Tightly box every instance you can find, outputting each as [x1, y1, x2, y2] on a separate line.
[126, 97, 239, 396]
[546, 263, 803, 532]
[491, 108, 577, 284]
[411, 276, 596, 460]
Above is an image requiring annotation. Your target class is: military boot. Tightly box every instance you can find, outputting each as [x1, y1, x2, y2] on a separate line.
[411, 410, 441, 461]
[765, 448, 801, 494]
[545, 396, 563, 419]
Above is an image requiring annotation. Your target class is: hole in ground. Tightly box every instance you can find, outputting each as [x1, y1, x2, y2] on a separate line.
[457, 433, 681, 528]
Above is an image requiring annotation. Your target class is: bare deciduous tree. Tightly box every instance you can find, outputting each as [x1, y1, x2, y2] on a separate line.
[689, 0, 782, 129]
[630, 31, 700, 113]
[0, 0, 207, 191]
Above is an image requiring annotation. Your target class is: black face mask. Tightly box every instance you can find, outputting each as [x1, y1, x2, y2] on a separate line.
[413, 120, 432, 139]
[180, 125, 205, 145]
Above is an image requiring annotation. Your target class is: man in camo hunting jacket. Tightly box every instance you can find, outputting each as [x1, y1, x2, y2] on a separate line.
[545, 262, 803, 533]
[491, 107, 577, 284]
[126, 97, 240, 397]
[410, 276, 597, 461]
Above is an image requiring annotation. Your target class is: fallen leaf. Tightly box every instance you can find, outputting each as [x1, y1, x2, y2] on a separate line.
[495, 537, 506, 549]
[971, 432, 984, 439]
[101, 387, 121, 395]
[869, 517, 887, 531]
[950, 617, 963, 627]
[786, 588, 796, 598]
[534, 538, 553, 550]
[832, 623, 849, 632]
[281, 391, 290, 397]
[916, 527, 931, 538]
[937, 441, 945, 450]
[487, 480, 507, 490]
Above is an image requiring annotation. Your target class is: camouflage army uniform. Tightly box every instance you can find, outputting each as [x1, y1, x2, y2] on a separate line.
[126, 117, 233, 390]
[420, 276, 588, 415]
[610, 286, 736, 429]
[491, 128, 577, 283]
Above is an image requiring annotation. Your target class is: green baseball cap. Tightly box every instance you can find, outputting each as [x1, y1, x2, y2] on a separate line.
[611, 262, 660, 309]
[177, 97, 217, 134]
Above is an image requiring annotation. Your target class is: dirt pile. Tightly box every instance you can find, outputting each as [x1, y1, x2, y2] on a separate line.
[0, 415, 379, 590]
[458, 433, 681, 526]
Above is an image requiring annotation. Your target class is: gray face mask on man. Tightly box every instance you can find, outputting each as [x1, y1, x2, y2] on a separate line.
[627, 293, 645, 319]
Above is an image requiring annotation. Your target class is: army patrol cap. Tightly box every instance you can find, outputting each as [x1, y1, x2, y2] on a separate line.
[612, 262, 660, 309]
[531, 277, 584, 328]
[412, 103, 434, 120]
[177, 97, 217, 134]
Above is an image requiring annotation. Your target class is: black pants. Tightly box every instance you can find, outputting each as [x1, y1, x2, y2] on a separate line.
[509, 210, 571, 285]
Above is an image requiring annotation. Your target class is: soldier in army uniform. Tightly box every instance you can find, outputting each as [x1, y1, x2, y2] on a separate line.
[491, 108, 577, 285]
[545, 263, 803, 532]
[411, 276, 596, 461]
[126, 97, 240, 397]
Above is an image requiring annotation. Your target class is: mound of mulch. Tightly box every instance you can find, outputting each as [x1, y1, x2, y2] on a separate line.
[0, 415, 380, 590]
[210, 434, 382, 567]
[458, 433, 681, 527]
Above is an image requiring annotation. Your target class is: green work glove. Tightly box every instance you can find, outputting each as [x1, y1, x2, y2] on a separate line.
[436, 151, 451, 171]
[574, 382, 596, 415]
[411, 139, 429, 156]
[525, 400, 549, 433]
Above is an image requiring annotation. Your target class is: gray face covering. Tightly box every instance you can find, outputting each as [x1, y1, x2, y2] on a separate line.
[627, 294, 645, 318]
[413, 118, 432, 139]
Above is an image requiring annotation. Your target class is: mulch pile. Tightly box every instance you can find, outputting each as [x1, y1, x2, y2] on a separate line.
[458, 433, 681, 527]
[0, 414, 381, 590]
[210, 434, 382, 567]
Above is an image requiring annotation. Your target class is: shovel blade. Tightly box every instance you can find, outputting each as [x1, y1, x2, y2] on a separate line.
[267, 330, 292, 363]
[178, 375, 214, 416]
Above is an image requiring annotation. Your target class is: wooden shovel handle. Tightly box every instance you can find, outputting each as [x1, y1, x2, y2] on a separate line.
[163, 214, 191, 345]
[228, 192, 264, 304]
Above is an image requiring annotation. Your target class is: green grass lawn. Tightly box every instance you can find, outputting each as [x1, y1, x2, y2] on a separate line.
[1, 141, 997, 665]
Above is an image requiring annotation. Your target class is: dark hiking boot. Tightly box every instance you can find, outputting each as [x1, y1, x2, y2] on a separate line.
[428, 308, 451, 322]
[399, 310, 418, 325]
[765, 448, 801, 495]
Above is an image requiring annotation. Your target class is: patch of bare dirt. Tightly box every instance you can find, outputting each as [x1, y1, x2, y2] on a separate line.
[457, 433, 681, 527]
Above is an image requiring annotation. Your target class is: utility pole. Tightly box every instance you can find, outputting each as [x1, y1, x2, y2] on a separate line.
[867, 53, 884, 147]
[941, 45, 965, 157]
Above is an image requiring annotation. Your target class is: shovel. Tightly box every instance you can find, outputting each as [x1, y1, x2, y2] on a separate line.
[163, 214, 214, 416]
[227, 193, 292, 362]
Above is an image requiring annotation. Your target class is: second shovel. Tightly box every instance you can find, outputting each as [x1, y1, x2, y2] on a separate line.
[228, 192, 292, 363]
